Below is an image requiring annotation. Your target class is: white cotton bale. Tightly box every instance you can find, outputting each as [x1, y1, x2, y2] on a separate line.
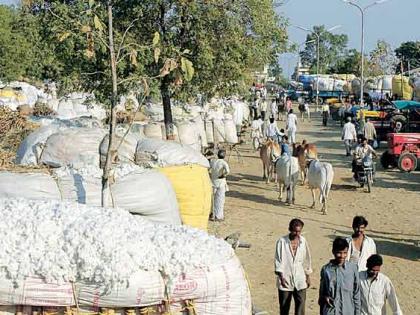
[0, 172, 61, 200]
[205, 120, 214, 144]
[213, 119, 225, 143]
[112, 169, 182, 225]
[176, 122, 200, 151]
[135, 138, 209, 168]
[144, 122, 165, 139]
[224, 119, 238, 144]
[40, 128, 107, 168]
[76, 270, 165, 307]
[16, 124, 65, 166]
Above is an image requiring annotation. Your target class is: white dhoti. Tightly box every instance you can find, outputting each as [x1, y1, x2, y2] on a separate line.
[288, 128, 297, 144]
[212, 185, 226, 220]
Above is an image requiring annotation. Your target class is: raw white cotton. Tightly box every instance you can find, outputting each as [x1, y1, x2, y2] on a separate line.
[0, 198, 233, 290]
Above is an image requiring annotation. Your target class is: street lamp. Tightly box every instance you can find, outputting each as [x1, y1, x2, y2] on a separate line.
[342, 0, 391, 106]
[287, 39, 316, 79]
[295, 25, 341, 111]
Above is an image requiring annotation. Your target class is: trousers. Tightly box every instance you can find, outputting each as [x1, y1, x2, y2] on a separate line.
[288, 128, 296, 144]
[212, 185, 226, 220]
[344, 139, 352, 155]
[278, 289, 306, 315]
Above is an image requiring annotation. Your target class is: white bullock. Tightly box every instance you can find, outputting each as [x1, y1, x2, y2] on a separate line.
[275, 154, 300, 205]
[307, 160, 334, 214]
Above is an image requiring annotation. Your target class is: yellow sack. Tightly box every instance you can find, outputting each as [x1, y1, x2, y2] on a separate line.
[159, 165, 212, 231]
[0, 88, 27, 101]
[392, 75, 413, 100]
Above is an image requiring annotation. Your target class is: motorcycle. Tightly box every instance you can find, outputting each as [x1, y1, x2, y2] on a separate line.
[355, 156, 375, 193]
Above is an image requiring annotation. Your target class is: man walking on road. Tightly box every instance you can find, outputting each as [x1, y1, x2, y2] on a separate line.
[322, 103, 330, 126]
[275, 219, 312, 315]
[363, 118, 377, 147]
[319, 237, 361, 315]
[287, 109, 298, 144]
[360, 254, 403, 315]
[346, 216, 377, 271]
[342, 117, 357, 156]
[209, 149, 230, 222]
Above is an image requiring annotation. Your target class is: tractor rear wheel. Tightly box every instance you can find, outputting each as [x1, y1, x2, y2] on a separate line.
[380, 151, 396, 169]
[398, 152, 418, 172]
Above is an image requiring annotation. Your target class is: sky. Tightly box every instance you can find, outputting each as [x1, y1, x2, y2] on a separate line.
[276, 0, 420, 78]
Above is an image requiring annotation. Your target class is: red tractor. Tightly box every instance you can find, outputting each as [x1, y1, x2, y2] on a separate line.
[380, 133, 420, 172]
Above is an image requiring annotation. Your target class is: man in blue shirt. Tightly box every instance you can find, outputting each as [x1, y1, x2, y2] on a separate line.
[319, 237, 361, 315]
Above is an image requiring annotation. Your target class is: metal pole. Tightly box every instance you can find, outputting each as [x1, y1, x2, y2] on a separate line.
[316, 33, 320, 111]
[360, 8, 365, 107]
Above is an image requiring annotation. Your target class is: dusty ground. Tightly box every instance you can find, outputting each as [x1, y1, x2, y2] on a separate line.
[209, 108, 420, 315]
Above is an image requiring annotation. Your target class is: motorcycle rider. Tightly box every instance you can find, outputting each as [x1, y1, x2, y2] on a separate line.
[352, 136, 377, 180]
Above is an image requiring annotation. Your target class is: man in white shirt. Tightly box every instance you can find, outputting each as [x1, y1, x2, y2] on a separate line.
[286, 109, 298, 144]
[260, 98, 268, 121]
[360, 254, 403, 315]
[209, 150, 230, 221]
[275, 219, 312, 315]
[271, 99, 278, 120]
[341, 117, 357, 156]
[266, 117, 281, 142]
[346, 216, 377, 271]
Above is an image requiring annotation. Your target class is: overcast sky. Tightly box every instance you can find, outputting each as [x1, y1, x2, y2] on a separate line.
[277, 0, 420, 77]
[2, 0, 419, 78]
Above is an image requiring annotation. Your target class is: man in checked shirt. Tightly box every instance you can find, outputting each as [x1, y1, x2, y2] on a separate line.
[274, 218, 312, 315]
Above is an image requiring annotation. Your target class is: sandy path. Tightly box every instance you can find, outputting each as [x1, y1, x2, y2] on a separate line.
[209, 108, 420, 314]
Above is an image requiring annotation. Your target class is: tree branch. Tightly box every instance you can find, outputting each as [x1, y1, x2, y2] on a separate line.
[116, 18, 139, 60]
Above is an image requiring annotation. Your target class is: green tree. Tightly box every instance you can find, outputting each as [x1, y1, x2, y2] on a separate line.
[368, 40, 397, 76]
[300, 25, 348, 74]
[127, 0, 286, 138]
[395, 41, 420, 73]
[330, 49, 361, 75]
[0, 5, 35, 82]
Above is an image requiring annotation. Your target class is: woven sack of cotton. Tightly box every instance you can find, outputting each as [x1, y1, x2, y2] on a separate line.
[223, 114, 239, 144]
[40, 128, 107, 168]
[141, 103, 164, 121]
[15, 124, 67, 166]
[193, 117, 208, 148]
[0, 172, 61, 200]
[204, 120, 214, 144]
[135, 138, 209, 168]
[99, 132, 138, 166]
[392, 75, 413, 100]
[143, 122, 165, 139]
[52, 163, 181, 225]
[351, 79, 361, 96]
[0, 87, 27, 110]
[379, 75, 393, 91]
[0, 198, 251, 313]
[9, 82, 46, 107]
[175, 122, 201, 152]
[159, 165, 212, 231]
[56, 93, 106, 121]
[212, 119, 226, 143]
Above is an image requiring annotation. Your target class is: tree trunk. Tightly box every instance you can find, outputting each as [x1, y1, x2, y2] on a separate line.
[161, 75, 175, 140]
[101, 2, 118, 207]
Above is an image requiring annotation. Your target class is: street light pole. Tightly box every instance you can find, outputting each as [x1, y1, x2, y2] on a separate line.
[343, 0, 391, 106]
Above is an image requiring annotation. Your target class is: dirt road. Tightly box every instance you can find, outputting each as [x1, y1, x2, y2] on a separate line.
[209, 110, 420, 315]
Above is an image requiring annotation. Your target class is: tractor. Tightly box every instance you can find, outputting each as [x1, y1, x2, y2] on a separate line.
[380, 133, 420, 172]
